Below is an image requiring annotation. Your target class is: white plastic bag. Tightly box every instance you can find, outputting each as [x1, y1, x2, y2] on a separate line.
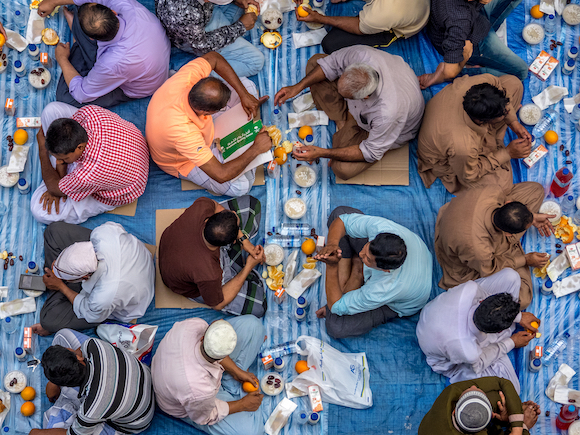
[289, 335, 373, 409]
[97, 322, 158, 365]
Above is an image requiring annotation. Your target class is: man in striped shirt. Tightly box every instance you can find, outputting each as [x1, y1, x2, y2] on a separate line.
[32, 328, 154, 435]
[31, 102, 150, 225]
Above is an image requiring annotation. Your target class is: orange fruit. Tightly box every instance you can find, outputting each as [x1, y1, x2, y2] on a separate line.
[544, 130, 558, 145]
[301, 238, 316, 255]
[21, 386, 36, 401]
[561, 227, 575, 244]
[13, 129, 28, 145]
[297, 4, 310, 17]
[274, 147, 288, 165]
[298, 126, 313, 139]
[41, 28, 59, 45]
[21, 401, 35, 417]
[242, 381, 259, 392]
[531, 5, 544, 18]
[303, 262, 316, 269]
[0, 34, 5, 48]
[295, 360, 310, 374]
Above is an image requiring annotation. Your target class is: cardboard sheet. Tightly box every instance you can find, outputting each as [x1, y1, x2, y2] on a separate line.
[181, 165, 265, 191]
[154, 208, 210, 309]
[106, 199, 138, 216]
[335, 144, 409, 186]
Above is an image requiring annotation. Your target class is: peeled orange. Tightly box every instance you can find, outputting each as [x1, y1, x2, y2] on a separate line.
[242, 381, 259, 392]
[13, 129, 28, 145]
[544, 130, 558, 145]
[21, 386, 36, 401]
[274, 147, 288, 165]
[21, 401, 35, 417]
[301, 238, 316, 255]
[297, 4, 310, 17]
[531, 5, 544, 19]
[0, 34, 5, 48]
[298, 126, 313, 139]
[295, 360, 310, 374]
[41, 28, 59, 45]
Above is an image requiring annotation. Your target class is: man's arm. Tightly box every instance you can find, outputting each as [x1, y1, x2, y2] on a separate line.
[294, 144, 366, 163]
[43, 268, 79, 304]
[37, 130, 66, 197]
[297, 9, 363, 34]
[37, 0, 73, 17]
[274, 65, 327, 106]
[29, 429, 67, 435]
[418, 41, 473, 89]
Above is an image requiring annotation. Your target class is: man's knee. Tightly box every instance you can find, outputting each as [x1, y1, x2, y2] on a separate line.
[321, 34, 341, 54]
[325, 314, 351, 339]
[40, 308, 63, 334]
[306, 53, 327, 75]
[331, 161, 359, 181]
[44, 222, 72, 243]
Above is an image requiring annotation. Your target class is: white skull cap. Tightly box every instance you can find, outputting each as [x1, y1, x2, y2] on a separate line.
[204, 320, 238, 360]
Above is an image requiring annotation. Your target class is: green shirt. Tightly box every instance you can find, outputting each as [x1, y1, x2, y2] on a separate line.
[419, 377, 529, 435]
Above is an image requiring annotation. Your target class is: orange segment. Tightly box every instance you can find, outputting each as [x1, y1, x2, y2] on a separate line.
[41, 28, 59, 45]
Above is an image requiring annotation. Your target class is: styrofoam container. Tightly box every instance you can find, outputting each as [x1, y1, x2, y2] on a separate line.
[522, 23, 545, 45]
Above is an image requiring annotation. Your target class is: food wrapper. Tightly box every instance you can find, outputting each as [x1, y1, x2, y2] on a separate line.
[283, 249, 299, 288]
[259, 0, 295, 14]
[26, 9, 45, 44]
[292, 92, 315, 113]
[540, 0, 555, 14]
[547, 252, 570, 281]
[564, 93, 580, 113]
[0, 287, 7, 300]
[532, 86, 568, 110]
[0, 297, 36, 319]
[286, 268, 321, 299]
[292, 28, 327, 49]
[285, 382, 307, 398]
[288, 110, 329, 129]
[5, 29, 29, 52]
[554, 386, 580, 405]
[554, 273, 580, 297]
[546, 363, 576, 400]
[265, 398, 297, 435]
[7, 145, 30, 174]
[0, 391, 10, 427]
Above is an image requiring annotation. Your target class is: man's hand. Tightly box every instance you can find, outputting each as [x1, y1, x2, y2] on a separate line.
[38, 0, 58, 17]
[532, 213, 556, 237]
[523, 401, 540, 429]
[296, 6, 323, 22]
[274, 85, 301, 106]
[234, 0, 260, 12]
[232, 369, 259, 388]
[463, 40, 474, 60]
[506, 138, 532, 159]
[239, 12, 258, 31]
[511, 331, 534, 348]
[251, 129, 274, 154]
[39, 191, 65, 214]
[293, 145, 323, 162]
[246, 245, 264, 268]
[43, 267, 65, 291]
[55, 42, 71, 63]
[314, 245, 342, 264]
[0, 23, 6, 41]
[519, 312, 540, 333]
[491, 391, 509, 422]
[239, 93, 268, 120]
[509, 121, 532, 142]
[244, 242, 265, 263]
[315, 306, 327, 318]
[525, 252, 550, 268]
[240, 391, 263, 412]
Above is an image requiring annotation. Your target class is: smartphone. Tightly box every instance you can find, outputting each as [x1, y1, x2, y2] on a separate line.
[19, 274, 46, 292]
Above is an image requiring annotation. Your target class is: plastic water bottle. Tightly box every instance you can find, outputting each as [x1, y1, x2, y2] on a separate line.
[273, 357, 285, 372]
[308, 412, 320, 424]
[13, 60, 26, 78]
[15, 347, 26, 362]
[562, 59, 575, 75]
[567, 46, 579, 62]
[557, 405, 579, 429]
[529, 356, 542, 373]
[267, 235, 301, 248]
[295, 307, 306, 321]
[543, 332, 570, 363]
[14, 77, 29, 101]
[532, 110, 557, 138]
[294, 410, 310, 425]
[562, 195, 575, 216]
[28, 44, 40, 61]
[272, 108, 282, 125]
[572, 104, 580, 123]
[3, 317, 17, 335]
[28, 261, 39, 274]
[545, 14, 557, 35]
[14, 10, 26, 30]
[551, 168, 574, 197]
[542, 279, 554, 296]
[279, 223, 311, 235]
[17, 178, 30, 195]
[304, 134, 314, 146]
[297, 296, 309, 309]
[259, 341, 299, 359]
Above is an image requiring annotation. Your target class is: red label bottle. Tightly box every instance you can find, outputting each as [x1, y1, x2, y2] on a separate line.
[551, 168, 574, 197]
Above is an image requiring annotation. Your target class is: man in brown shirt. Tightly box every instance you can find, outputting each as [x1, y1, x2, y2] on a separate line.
[159, 196, 266, 317]
[418, 74, 531, 194]
[435, 183, 554, 308]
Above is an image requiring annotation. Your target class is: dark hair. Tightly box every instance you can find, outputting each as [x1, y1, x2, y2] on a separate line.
[369, 233, 407, 270]
[188, 77, 231, 113]
[78, 3, 119, 41]
[45, 118, 89, 155]
[473, 293, 520, 333]
[493, 202, 533, 234]
[41, 345, 87, 387]
[463, 84, 510, 123]
[204, 210, 238, 246]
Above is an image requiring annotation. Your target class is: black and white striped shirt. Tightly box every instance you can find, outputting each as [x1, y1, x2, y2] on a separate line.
[69, 338, 155, 435]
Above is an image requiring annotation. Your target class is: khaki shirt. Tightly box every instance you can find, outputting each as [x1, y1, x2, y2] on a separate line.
[359, 0, 430, 38]
[418, 74, 523, 194]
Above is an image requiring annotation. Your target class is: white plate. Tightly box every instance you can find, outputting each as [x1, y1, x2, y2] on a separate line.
[22, 289, 44, 298]
[4, 371, 26, 394]
[305, 8, 325, 30]
[563, 4, 580, 25]
[522, 23, 544, 45]
[28, 68, 51, 90]
[261, 373, 284, 396]
[519, 103, 542, 126]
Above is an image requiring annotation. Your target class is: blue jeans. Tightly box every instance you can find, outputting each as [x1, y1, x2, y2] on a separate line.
[465, 0, 528, 80]
[182, 315, 266, 435]
[206, 4, 264, 77]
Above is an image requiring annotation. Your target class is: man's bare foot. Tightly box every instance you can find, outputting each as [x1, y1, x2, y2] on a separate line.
[336, 120, 346, 131]
[63, 7, 74, 30]
[32, 323, 51, 336]
[46, 382, 61, 403]
[418, 62, 445, 90]
[316, 306, 326, 318]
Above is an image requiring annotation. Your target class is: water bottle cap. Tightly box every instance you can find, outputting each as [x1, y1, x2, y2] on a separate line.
[572, 47, 579, 54]
[546, 280, 553, 288]
[14, 78, 20, 84]
[297, 308, 304, 315]
[300, 412, 308, 419]
[273, 108, 280, 114]
[18, 178, 26, 186]
[565, 332, 571, 338]
[568, 59, 575, 66]
[306, 134, 313, 141]
[532, 358, 541, 367]
[28, 261, 36, 269]
[5, 317, 10, 323]
[549, 14, 555, 18]
[274, 357, 283, 365]
[3, 427, 8, 433]
[298, 296, 306, 304]
[569, 405, 576, 412]
[15, 10, 21, 16]
[15, 347, 23, 355]
[568, 195, 574, 201]
[14, 60, 21, 68]
[29, 44, 37, 50]
[310, 413, 319, 421]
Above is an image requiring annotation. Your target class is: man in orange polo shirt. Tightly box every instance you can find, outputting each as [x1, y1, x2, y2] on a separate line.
[146, 51, 271, 196]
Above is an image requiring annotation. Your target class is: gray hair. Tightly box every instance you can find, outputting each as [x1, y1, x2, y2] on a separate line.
[339, 63, 379, 100]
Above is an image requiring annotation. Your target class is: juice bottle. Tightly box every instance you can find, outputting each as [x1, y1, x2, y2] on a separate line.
[556, 404, 579, 429]
[551, 168, 574, 197]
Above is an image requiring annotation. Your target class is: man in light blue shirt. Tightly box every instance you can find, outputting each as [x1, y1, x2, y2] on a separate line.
[315, 207, 432, 338]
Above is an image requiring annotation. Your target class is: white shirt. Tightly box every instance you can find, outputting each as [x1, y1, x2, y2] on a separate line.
[72, 222, 155, 323]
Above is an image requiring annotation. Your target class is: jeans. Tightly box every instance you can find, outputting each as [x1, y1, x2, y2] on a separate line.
[465, 0, 528, 80]
[205, 4, 264, 78]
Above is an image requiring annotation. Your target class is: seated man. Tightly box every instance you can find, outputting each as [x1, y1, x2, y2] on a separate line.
[159, 196, 267, 317]
[31, 103, 149, 224]
[275, 46, 424, 181]
[418, 75, 531, 194]
[38, 0, 170, 108]
[416, 268, 540, 393]
[32, 221, 154, 336]
[435, 183, 553, 308]
[419, 377, 540, 435]
[296, 0, 429, 54]
[314, 207, 432, 338]
[156, 0, 264, 78]
[146, 52, 271, 197]
[152, 317, 264, 435]
[31, 328, 154, 435]
[418, 0, 528, 89]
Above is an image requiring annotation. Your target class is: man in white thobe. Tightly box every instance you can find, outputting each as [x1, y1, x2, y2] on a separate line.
[32, 221, 155, 336]
[416, 268, 540, 393]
